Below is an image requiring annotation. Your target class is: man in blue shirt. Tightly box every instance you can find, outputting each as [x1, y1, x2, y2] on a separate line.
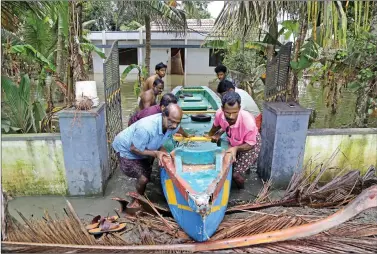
[112, 104, 183, 209]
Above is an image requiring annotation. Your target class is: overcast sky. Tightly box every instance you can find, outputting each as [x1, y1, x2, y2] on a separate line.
[208, 1, 224, 18]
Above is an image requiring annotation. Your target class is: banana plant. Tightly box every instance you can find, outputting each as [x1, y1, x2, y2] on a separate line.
[121, 64, 148, 98]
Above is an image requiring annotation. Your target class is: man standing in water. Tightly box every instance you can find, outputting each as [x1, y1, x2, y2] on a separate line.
[214, 64, 236, 87]
[206, 91, 261, 189]
[143, 62, 167, 92]
[113, 104, 183, 210]
[139, 79, 164, 110]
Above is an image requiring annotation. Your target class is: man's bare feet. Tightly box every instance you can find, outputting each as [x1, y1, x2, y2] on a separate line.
[232, 172, 245, 189]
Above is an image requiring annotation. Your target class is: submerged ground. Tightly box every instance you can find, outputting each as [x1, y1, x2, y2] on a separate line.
[8, 162, 267, 222]
[7, 73, 377, 223]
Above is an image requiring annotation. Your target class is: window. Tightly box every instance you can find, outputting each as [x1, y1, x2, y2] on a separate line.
[119, 48, 138, 65]
[209, 48, 225, 67]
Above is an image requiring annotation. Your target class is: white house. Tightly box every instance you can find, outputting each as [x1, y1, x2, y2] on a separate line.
[88, 19, 224, 76]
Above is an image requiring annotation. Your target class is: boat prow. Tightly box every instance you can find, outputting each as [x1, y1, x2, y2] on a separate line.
[161, 147, 233, 242]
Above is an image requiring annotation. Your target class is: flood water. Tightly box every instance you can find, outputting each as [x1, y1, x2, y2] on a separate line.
[93, 73, 373, 129]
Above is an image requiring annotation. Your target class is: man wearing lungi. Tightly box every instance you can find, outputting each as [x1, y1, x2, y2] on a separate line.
[112, 104, 183, 209]
[207, 91, 261, 189]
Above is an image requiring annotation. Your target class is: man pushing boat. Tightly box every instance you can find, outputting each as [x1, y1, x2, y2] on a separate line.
[206, 91, 261, 189]
[138, 79, 164, 110]
[112, 104, 183, 211]
[216, 79, 262, 131]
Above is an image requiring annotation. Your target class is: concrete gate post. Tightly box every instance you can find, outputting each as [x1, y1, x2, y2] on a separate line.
[257, 102, 311, 189]
[58, 103, 110, 196]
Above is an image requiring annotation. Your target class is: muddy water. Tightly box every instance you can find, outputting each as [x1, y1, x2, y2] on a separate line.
[7, 73, 370, 222]
[93, 74, 370, 129]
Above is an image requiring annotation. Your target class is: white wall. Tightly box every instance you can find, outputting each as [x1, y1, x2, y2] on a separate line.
[90, 32, 216, 75]
[186, 48, 214, 75]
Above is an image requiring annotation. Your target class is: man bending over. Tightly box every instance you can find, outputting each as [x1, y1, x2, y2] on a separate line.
[206, 91, 261, 189]
[113, 104, 183, 209]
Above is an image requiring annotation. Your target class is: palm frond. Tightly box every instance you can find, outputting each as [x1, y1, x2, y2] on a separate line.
[1, 28, 23, 44]
[1, 1, 56, 31]
[1, 75, 36, 133]
[20, 11, 56, 56]
[213, 1, 302, 40]
[123, 0, 188, 36]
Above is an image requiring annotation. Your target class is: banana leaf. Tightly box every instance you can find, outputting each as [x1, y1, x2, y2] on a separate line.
[79, 43, 106, 59]
[9, 44, 56, 72]
[121, 64, 142, 81]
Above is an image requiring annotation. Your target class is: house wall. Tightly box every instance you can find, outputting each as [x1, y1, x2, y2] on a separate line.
[90, 31, 216, 75]
[186, 48, 214, 75]
[1, 134, 67, 196]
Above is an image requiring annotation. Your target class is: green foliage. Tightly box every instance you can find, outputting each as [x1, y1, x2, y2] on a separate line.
[290, 40, 320, 76]
[121, 64, 148, 98]
[281, 20, 300, 40]
[21, 11, 56, 56]
[181, 1, 212, 19]
[223, 49, 264, 75]
[9, 44, 56, 72]
[120, 21, 143, 31]
[1, 75, 46, 133]
[79, 43, 106, 59]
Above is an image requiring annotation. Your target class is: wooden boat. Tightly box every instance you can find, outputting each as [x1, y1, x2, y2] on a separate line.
[160, 86, 233, 242]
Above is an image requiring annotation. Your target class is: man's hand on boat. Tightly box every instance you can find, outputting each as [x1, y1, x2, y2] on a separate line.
[204, 134, 221, 144]
[226, 147, 238, 163]
[177, 127, 194, 138]
[155, 151, 171, 166]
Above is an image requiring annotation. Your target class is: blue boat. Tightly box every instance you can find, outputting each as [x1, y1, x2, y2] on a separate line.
[160, 86, 233, 242]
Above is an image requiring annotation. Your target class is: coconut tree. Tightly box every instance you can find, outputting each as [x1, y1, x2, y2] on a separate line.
[121, 1, 187, 75]
[213, 1, 375, 102]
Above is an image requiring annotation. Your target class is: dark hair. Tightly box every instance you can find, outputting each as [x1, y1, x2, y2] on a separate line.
[215, 65, 227, 74]
[163, 108, 169, 117]
[217, 79, 235, 94]
[160, 93, 177, 107]
[155, 62, 167, 70]
[221, 91, 241, 107]
[153, 79, 164, 87]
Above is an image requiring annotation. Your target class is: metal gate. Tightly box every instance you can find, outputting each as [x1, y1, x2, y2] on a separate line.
[104, 40, 122, 174]
[264, 42, 293, 102]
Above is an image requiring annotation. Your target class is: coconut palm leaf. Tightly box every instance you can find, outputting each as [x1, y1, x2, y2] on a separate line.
[1, 75, 36, 133]
[1, 28, 23, 45]
[21, 11, 56, 56]
[213, 1, 302, 40]
[1, 1, 56, 31]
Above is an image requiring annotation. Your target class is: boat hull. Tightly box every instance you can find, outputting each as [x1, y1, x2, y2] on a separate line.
[160, 167, 232, 242]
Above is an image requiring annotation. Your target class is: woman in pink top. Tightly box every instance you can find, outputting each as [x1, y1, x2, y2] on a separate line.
[207, 91, 261, 189]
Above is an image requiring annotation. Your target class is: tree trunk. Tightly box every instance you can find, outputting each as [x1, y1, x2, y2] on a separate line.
[67, 0, 88, 105]
[144, 15, 151, 76]
[266, 44, 275, 62]
[54, 12, 65, 103]
[354, 80, 373, 127]
[56, 13, 65, 80]
[288, 15, 308, 102]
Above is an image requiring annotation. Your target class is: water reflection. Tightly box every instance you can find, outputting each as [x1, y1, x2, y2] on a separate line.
[93, 73, 366, 129]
